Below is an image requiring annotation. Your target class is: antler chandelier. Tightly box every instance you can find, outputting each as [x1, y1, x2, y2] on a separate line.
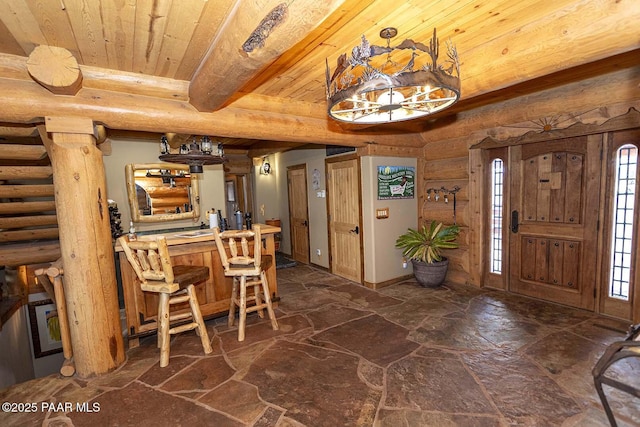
[326, 27, 460, 124]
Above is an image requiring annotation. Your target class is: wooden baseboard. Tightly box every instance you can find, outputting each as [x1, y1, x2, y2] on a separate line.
[363, 274, 414, 290]
[309, 262, 329, 272]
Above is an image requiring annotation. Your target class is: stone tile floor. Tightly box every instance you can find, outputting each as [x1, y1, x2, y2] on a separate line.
[2, 264, 640, 426]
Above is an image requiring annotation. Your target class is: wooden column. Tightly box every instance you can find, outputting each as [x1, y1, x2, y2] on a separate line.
[42, 116, 125, 377]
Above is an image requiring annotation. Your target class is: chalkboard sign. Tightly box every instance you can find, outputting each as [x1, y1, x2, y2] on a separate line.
[377, 166, 415, 200]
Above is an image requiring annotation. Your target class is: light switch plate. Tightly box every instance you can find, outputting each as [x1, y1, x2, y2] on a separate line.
[376, 207, 389, 219]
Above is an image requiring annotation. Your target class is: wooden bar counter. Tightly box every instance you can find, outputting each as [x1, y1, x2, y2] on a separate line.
[115, 224, 280, 347]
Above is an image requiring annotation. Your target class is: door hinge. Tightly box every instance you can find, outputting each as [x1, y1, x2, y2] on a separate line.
[594, 288, 597, 299]
[597, 219, 600, 231]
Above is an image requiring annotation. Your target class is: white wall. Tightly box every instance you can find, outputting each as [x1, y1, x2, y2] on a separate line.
[361, 156, 418, 284]
[103, 139, 226, 233]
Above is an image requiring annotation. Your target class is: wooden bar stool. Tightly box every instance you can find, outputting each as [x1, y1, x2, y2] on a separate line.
[117, 235, 213, 367]
[213, 225, 279, 341]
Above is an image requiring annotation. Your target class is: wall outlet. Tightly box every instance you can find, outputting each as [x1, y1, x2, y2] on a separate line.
[316, 249, 321, 256]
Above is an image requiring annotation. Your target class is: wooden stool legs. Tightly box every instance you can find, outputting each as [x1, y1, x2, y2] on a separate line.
[261, 271, 279, 331]
[228, 273, 278, 342]
[157, 285, 212, 368]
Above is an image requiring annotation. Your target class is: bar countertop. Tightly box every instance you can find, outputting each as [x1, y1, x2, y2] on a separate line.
[114, 223, 281, 251]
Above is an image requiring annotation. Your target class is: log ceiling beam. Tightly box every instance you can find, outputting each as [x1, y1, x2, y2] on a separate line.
[0, 77, 426, 147]
[188, 0, 348, 112]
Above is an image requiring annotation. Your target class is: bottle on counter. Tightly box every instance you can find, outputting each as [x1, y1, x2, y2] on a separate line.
[218, 210, 224, 230]
[128, 220, 137, 241]
[235, 210, 243, 230]
[209, 208, 219, 228]
[245, 212, 252, 230]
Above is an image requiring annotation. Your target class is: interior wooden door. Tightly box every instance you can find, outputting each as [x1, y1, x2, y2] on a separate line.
[327, 157, 362, 283]
[287, 165, 310, 264]
[508, 136, 602, 310]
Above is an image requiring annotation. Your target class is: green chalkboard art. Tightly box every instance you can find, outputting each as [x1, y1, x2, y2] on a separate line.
[378, 166, 415, 199]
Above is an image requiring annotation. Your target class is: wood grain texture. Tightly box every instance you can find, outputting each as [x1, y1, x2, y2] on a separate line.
[45, 119, 125, 377]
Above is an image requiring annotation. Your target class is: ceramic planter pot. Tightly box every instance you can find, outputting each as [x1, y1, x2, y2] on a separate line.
[411, 258, 449, 287]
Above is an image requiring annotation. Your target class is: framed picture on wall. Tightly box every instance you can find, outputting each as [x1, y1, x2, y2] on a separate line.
[377, 166, 415, 200]
[28, 299, 63, 358]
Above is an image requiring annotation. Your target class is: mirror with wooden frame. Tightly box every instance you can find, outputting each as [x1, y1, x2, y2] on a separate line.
[125, 163, 200, 223]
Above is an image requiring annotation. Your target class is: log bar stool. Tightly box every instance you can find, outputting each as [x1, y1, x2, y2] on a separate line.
[117, 235, 213, 367]
[592, 323, 640, 426]
[213, 225, 279, 341]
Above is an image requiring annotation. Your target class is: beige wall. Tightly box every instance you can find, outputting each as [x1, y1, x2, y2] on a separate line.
[254, 147, 331, 268]
[254, 148, 418, 281]
[361, 156, 418, 284]
[102, 138, 226, 233]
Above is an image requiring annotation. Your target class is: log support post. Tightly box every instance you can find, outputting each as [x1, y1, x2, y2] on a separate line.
[42, 116, 125, 377]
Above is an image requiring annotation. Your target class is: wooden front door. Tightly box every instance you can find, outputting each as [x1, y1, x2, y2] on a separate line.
[508, 136, 602, 310]
[327, 156, 362, 283]
[287, 165, 310, 264]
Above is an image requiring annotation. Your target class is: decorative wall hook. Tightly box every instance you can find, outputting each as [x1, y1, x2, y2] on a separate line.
[425, 185, 462, 224]
[426, 185, 460, 201]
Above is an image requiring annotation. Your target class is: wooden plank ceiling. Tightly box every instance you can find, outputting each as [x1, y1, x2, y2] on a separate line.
[0, 0, 638, 154]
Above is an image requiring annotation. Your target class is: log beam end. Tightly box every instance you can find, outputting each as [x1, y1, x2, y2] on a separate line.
[27, 46, 83, 96]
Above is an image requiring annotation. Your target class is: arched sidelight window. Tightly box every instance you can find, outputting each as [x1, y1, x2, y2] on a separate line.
[490, 158, 504, 274]
[609, 144, 637, 300]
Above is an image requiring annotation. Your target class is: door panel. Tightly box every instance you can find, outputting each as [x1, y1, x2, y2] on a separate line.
[509, 136, 601, 310]
[287, 166, 310, 264]
[327, 157, 362, 283]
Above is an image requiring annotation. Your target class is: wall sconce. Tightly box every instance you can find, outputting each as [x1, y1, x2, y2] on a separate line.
[260, 157, 272, 175]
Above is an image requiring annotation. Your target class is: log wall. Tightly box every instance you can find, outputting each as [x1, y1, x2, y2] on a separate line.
[419, 67, 640, 287]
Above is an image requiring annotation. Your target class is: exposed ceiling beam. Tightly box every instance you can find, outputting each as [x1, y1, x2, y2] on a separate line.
[189, 0, 348, 112]
[0, 77, 425, 147]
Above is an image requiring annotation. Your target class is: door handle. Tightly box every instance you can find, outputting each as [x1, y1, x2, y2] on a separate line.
[350, 225, 359, 235]
[511, 210, 519, 233]
[302, 220, 308, 227]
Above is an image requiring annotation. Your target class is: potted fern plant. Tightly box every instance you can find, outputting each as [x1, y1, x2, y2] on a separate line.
[395, 220, 460, 287]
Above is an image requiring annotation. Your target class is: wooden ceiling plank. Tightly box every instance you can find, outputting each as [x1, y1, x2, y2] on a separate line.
[24, 0, 82, 60]
[0, 0, 45, 54]
[189, 0, 349, 112]
[0, 14, 27, 56]
[459, 0, 640, 97]
[62, 0, 109, 67]
[240, 0, 376, 94]
[174, 0, 237, 80]
[154, 0, 208, 78]
[132, 0, 172, 75]
[98, 0, 137, 72]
